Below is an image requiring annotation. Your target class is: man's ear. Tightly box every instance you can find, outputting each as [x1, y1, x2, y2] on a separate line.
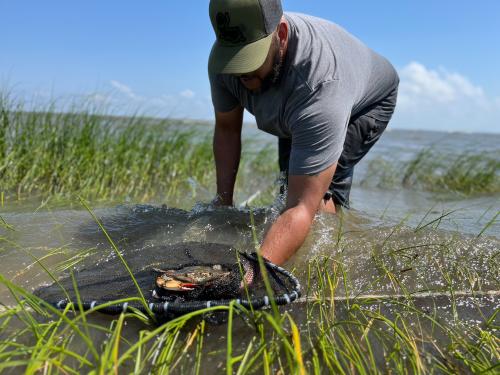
[277, 18, 288, 49]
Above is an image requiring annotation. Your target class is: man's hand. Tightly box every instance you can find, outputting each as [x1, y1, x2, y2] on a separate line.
[260, 162, 338, 265]
[211, 193, 232, 207]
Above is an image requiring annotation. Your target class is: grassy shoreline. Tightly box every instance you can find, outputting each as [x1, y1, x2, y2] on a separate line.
[2, 97, 499, 205]
[360, 149, 500, 196]
[0, 101, 278, 206]
[1, 96, 499, 373]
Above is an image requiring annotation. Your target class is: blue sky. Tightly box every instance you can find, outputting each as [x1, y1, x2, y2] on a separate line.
[1, 0, 500, 133]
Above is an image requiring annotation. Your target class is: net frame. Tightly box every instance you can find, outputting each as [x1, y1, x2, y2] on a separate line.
[45, 254, 301, 317]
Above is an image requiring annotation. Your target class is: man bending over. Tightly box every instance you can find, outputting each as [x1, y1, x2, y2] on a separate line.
[208, 0, 399, 265]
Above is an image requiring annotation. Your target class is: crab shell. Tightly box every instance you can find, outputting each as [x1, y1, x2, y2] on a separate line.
[154, 264, 231, 292]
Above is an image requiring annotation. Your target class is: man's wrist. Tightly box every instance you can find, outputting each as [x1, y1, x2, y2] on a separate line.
[214, 192, 233, 206]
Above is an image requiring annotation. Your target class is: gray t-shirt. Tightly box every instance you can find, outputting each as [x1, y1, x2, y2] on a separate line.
[209, 12, 399, 175]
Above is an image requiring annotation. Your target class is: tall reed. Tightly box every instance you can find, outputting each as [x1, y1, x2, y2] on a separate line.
[0, 95, 277, 205]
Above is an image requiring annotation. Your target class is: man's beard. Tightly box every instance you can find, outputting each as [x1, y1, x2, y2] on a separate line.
[270, 47, 285, 84]
[253, 46, 285, 94]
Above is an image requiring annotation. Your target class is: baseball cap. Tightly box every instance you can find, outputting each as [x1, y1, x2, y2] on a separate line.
[208, 0, 283, 75]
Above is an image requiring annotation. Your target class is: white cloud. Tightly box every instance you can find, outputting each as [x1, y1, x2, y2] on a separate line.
[393, 62, 500, 133]
[148, 94, 174, 107]
[110, 80, 142, 101]
[180, 89, 195, 98]
[398, 62, 487, 106]
[79, 64, 500, 133]
[110, 80, 132, 95]
[84, 83, 213, 119]
[445, 72, 484, 98]
[399, 62, 456, 103]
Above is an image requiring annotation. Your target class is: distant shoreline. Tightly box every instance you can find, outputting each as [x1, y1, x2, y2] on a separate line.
[8, 110, 500, 137]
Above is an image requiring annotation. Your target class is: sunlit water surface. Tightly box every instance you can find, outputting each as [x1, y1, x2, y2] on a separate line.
[0, 129, 498, 372]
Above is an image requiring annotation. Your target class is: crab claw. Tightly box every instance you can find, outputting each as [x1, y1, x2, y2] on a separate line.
[179, 282, 197, 291]
[156, 275, 200, 292]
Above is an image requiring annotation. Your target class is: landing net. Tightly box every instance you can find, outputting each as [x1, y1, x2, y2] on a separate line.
[34, 242, 300, 319]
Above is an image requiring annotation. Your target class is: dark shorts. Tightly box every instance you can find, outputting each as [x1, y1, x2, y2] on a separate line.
[278, 85, 398, 208]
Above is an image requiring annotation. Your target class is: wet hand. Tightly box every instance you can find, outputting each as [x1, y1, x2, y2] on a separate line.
[211, 194, 233, 207]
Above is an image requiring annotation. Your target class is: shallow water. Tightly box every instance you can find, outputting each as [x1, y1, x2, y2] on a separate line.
[1, 129, 498, 304]
[0, 129, 499, 371]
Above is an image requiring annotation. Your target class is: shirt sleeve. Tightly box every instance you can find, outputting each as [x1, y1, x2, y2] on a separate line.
[285, 80, 352, 176]
[208, 72, 240, 113]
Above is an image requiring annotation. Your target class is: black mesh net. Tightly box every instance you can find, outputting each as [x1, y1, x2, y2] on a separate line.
[34, 241, 300, 319]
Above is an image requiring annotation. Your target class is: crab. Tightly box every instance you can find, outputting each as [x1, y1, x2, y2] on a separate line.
[152, 254, 254, 301]
[154, 264, 232, 292]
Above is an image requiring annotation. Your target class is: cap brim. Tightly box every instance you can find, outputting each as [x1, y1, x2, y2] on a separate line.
[208, 34, 273, 75]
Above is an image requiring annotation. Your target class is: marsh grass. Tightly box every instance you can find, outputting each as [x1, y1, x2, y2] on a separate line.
[0, 95, 277, 206]
[361, 148, 500, 195]
[0, 206, 498, 374]
[1, 257, 498, 373]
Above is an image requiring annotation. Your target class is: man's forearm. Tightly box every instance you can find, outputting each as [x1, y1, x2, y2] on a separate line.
[213, 125, 241, 205]
[260, 204, 315, 265]
[259, 163, 338, 265]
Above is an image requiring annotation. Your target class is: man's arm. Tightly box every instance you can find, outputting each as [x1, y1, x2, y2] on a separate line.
[260, 162, 337, 265]
[213, 106, 244, 206]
